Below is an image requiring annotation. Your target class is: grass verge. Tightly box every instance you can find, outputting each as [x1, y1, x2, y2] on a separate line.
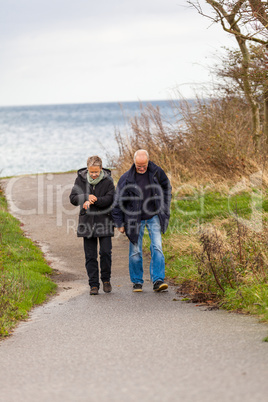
[0, 185, 57, 338]
[144, 186, 268, 324]
[166, 187, 268, 322]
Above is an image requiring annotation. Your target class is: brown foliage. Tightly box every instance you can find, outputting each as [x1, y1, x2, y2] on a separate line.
[197, 219, 268, 294]
[110, 96, 265, 185]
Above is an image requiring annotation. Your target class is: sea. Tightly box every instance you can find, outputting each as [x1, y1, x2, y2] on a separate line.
[0, 100, 175, 178]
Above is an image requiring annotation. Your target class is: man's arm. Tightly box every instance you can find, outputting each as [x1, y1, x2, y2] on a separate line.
[158, 167, 172, 216]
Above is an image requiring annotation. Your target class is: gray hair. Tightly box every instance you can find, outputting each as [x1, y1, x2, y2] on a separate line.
[133, 149, 149, 162]
[87, 155, 102, 168]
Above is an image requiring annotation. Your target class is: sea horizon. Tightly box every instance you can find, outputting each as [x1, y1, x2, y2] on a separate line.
[0, 99, 178, 178]
[0, 98, 180, 110]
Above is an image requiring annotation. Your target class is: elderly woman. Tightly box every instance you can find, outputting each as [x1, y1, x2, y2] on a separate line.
[70, 155, 115, 295]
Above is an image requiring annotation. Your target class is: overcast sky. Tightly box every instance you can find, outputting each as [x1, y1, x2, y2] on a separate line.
[0, 0, 235, 106]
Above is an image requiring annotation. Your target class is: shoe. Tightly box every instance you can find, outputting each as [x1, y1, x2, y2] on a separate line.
[103, 282, 112, 293]
[153, 280, 168, 292]
[90, 287, 99, 295]
[133, 283, 143, 292]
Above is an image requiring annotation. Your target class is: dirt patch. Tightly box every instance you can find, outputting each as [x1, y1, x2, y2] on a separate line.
[175, 280, 220, 310]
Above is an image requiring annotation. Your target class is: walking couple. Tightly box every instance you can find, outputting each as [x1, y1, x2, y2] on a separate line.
[70, 150, 172, 295]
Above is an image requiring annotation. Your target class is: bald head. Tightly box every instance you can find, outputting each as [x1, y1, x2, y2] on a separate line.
[134, 149, 149, 162]
[134, 149, 149, 174]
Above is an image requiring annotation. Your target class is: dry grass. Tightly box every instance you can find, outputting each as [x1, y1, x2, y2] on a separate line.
[109, 95, 268, 188]
[165, 233, 201, 256]
[197, 216, 268, 293]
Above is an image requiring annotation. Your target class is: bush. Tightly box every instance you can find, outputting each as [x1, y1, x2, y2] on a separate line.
[110, 96, 265, 185]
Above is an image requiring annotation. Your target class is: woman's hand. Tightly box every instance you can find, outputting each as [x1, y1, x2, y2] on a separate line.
[83, 201, 90, 209]
[83, 195, 97, 209]
[88, 195, 97, 203]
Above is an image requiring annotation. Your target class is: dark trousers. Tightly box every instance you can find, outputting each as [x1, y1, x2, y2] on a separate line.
[83, 236, 112, 288]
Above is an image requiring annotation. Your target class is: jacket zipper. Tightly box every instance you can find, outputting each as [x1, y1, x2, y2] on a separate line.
[92, 185, 96, 233]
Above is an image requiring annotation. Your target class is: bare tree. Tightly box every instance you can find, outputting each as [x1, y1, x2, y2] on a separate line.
[189, 0, 268, 147]
[248, 0, 268, 33]
[214, 43, 267, 110]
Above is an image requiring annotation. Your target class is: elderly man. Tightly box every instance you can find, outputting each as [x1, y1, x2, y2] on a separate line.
[112, 149, 172, 292]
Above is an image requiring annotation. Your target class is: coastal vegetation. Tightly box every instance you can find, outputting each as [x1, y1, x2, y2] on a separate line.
[111, 98, 268, 323]
[0, 186, 56, 337]
[110, 1, 268, 322]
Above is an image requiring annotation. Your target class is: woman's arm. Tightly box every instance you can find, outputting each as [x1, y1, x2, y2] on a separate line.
[69, 178, 88, 206]
[94, 179, 115, 208]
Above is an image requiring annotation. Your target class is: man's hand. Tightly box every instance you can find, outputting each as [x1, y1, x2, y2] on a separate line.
[117, 227, 125, 233]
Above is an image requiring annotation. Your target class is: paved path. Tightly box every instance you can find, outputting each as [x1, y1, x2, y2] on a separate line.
[0, 173, 268, 402]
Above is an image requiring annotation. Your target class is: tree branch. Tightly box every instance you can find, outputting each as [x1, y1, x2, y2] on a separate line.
[248, 0, 268, 30]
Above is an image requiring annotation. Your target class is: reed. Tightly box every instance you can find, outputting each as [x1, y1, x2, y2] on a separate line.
[110, 96, 267, 187]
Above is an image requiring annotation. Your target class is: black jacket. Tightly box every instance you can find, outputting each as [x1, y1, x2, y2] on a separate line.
[69, 168, 115, 238]
[112, 161, 172, 244]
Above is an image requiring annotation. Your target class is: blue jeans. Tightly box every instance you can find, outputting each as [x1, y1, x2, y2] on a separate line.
[129, 215, 165, 284]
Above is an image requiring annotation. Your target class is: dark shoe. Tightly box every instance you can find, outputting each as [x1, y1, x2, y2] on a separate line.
[90, 287, 99, 295]
[153, 280, 168, 292]
[133, 283, 143, 292]
[103, 282, 112, 293]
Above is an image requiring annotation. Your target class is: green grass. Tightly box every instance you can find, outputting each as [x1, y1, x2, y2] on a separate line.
[222, 283, 268, 320]
[0, 187, 57, 338]
[169, 190, 255, 228]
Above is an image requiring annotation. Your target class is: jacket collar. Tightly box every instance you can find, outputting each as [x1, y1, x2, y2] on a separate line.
[126, 164, 137, 183]
[126, 161, 157, 184]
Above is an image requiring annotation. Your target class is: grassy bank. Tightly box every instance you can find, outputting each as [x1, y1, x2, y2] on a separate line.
[151, 186, 268, 323]
[0, 185, 56, 338]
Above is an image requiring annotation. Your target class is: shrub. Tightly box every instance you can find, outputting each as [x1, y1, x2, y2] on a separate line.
[110, 96, 266, 185]
[197, 219, 268, 295]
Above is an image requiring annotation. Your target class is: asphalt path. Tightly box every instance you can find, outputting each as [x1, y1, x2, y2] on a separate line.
[0, 172, 268, 402]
